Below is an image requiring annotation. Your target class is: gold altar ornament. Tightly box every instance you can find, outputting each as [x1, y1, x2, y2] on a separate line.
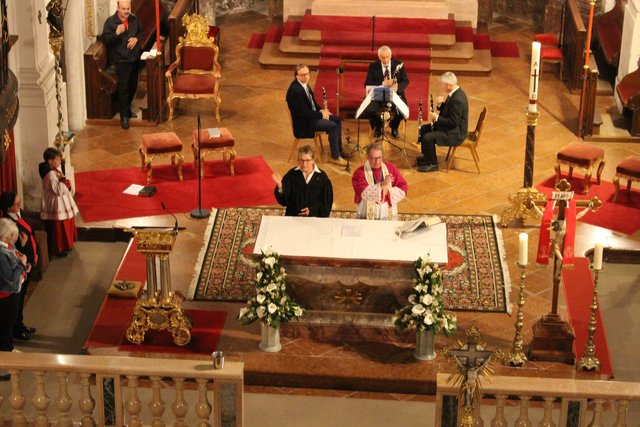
[576, 265, 603, 371]
[180, 13, 215, 45]
[126, 291, 192, 346]
[333, 287, 363, 309]
[506, 261, 528, 367]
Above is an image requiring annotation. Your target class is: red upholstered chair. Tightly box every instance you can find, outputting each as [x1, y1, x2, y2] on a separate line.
[166, 14, 221, 122]
[139, 132, 184, 184]
[555, 142, 605, 194]
[540, 46, 563, 81]
[191, 127, 236, 177]
[534, 33, 559, 46]
[613, 155, 640, 202]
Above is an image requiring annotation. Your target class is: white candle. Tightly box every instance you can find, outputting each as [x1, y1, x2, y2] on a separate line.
[593, 241, 604, 270]
[528, 42, 541, 112]
[519, 233, 528, 266]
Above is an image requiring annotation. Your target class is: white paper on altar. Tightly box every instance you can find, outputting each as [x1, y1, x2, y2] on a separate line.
[253, 216, 448, 264]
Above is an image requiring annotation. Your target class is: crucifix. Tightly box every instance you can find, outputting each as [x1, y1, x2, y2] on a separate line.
[444, 325, 499, 427]
[526, 179, 601, 363]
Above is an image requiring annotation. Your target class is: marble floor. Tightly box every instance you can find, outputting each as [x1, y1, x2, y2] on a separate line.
[67, 11, 640, 400]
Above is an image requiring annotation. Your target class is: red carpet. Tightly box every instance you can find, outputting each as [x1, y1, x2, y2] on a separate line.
[264, 25, 283, 43]
[536, 175, 640, 235]
[490, 41, 519, 57]
[74, 156, 276, 222]
[563, 257, 613, 376]
[247, 33, 266, 49]
[85, 240, 227, 355]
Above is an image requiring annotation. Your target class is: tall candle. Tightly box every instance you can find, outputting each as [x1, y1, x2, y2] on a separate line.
[593, 241, 604, 270]
[528, 42, 541, 113]
[519, 233, 528, 266]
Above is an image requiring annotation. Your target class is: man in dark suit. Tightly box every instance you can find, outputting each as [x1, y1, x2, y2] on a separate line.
[418, 72, 468, 172]
[363, 46, 409, 138]
[286, 64, 348, 166]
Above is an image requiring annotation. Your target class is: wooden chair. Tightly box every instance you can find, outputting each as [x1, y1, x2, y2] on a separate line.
[445, 107, 486, 173]
[286, 106, 325, 162]
[555, 141, 605, 194]
[165, 14, 221, 122]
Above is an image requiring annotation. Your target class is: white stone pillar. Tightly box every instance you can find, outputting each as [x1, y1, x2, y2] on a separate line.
[64, 0, 89, 130]
[615, 0, 640, 112]
[9, 0, 68, 211]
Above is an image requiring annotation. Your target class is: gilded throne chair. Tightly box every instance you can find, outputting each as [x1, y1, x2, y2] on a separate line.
[165, 14, 221, 122]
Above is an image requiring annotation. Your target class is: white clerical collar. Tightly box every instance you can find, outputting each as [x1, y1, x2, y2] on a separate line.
[295, 164, 321, 183]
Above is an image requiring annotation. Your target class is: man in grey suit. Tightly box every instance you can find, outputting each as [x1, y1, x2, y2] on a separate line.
[418, 72, 468, 172]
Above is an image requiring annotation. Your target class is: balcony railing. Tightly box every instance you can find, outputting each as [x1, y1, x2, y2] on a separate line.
[0, 351, 243, 426]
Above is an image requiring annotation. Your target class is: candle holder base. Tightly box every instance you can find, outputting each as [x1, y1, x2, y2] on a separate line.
[501, 187, 547, 227]
[577, 354, 601, 371]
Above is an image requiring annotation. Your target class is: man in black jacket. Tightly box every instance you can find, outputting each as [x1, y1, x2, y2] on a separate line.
[286, 64, 348, 166]
[102, 0, 144, 129]
[418, 72, 468, 172]
[363, 45, 409, 138]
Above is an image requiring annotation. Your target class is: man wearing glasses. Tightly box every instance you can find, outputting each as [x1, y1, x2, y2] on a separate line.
[272, 145, 334, 217]
[352, 142, 407, 220]
[286, 64, 349, 166]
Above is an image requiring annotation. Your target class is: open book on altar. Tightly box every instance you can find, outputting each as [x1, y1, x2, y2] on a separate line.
[395, 216, 442, 238]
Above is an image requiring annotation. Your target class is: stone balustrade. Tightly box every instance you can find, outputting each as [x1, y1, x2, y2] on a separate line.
[435, 373, 640, 426]
[0, 351, 244, 426]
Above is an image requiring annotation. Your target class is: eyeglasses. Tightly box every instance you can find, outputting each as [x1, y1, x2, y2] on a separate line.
[298, 158, 313, 163]
[368, 156, 382, 161]
[297, 73, 310, 76]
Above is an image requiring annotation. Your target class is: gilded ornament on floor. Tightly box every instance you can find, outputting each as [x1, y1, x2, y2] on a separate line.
[126, 291, 192, 346]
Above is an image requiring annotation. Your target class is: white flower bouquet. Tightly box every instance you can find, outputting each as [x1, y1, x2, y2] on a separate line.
[393, 255, 457, 336]
[238, 247, 305, 328]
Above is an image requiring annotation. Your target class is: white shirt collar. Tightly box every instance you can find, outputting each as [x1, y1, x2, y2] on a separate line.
[295, 164, 321, 183]
[0, 241, 8, 249]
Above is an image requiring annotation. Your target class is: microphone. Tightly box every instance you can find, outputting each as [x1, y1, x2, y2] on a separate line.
[161, 201, 179, 231]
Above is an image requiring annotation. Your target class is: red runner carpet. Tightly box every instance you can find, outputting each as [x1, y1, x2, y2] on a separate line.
[536, 175, 640, 235]
[74, 157, 276, 223]
[247, 33, 266, 49]
[85, 240, 227, 355]
[563, 257, 612, 376]
[489, 41, 519, 58]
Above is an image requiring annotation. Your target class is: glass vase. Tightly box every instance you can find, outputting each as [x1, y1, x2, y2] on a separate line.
[259, 323, 281, 352]
[414, 328, 436, 361]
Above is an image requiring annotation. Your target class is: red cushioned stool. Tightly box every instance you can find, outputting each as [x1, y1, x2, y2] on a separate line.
[555, 142, 605, 194]
[613, 155, 640, 202]
[139, 132, 184, 184]
[191, 127, 236, 177]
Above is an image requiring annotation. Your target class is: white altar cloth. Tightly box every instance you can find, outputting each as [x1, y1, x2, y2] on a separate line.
[253, 216, 448, 264]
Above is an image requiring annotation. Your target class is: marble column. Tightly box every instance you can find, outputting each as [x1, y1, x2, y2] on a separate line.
[64, 0, 89, 131]
[615, 0, 640, 112]
[8, 0, 68, 211]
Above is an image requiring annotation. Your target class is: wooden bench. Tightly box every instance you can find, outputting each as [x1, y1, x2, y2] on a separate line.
[595, 0, 623, 66]
[616, 67, 640, 136]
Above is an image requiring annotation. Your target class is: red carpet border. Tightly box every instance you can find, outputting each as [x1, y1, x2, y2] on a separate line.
[563, 257, 613, 376]
[536, 175, 640, 235]
[74, 156, 276, 223]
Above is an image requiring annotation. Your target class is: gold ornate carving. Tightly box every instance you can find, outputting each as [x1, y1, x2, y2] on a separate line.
[126, 291, 192, 346]
[180, 13, 214, 45]
[0, 129, 10, 164]
[333, 287, 363, 309]
[500, 187, 547, 227]
[85, 0, 95, 37]
[131, 229, 179, 253]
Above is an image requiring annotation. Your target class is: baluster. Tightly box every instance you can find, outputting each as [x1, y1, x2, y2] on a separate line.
[612, 399, 628, 427]
[149, 376, 166, 427]
[195, 377, 212, 427]
[587, 399, 605, 427]
[33, 371, 51, 427]
[538, 397, 556, 427]
[515, 396, 532, 427]
[125, 375, 143, 427]
[491, 394, 508, 427]
[8, 370, 27, 427]
[78, 373, 96, 426]
[56, 372, 73, 427]
[473, 404, 484, 426]
[172, 377, 189, 427]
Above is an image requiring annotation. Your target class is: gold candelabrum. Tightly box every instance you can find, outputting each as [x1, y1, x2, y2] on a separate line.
[125, 227, 192, 346]
[506, 262, 528, 367]
[577, 265, 602, 371]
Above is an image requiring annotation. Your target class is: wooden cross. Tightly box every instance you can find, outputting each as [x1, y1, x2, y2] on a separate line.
[531, 65, 539, 94]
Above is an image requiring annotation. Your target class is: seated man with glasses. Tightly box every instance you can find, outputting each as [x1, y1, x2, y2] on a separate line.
[352, 142, 407, 220]
[272, 145, 334, 217]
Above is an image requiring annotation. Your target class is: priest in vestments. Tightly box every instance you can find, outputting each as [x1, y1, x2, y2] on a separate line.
[273, 145, 334, 217]
[352, 142, 407, 220]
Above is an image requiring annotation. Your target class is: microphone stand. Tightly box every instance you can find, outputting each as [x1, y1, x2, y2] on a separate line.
[191, 113, 210, 219]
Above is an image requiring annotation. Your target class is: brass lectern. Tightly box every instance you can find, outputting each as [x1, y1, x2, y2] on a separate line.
[125, 227, 192, 346]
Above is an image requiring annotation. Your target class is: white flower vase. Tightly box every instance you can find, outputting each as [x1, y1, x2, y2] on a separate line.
[414, 329, 436, 361]
[259, 323, 282, 352]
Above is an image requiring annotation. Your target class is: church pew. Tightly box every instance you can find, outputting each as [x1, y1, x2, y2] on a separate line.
[595, 0, 623, 66]
[616, 68, 640, 136]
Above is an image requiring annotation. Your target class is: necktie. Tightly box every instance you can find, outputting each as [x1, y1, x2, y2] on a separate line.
[384, 66, 390, 80]
[307, 86, 316, 111]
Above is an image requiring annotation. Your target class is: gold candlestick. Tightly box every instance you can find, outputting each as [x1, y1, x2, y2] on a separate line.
[577, 266, 602, 371]
[506, 262, 528, 367]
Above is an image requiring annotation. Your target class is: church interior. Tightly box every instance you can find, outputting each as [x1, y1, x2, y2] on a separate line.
[1, 0, 639, 425]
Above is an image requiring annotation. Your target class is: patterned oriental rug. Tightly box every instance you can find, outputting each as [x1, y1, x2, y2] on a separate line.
[188, 208, 512, 313]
